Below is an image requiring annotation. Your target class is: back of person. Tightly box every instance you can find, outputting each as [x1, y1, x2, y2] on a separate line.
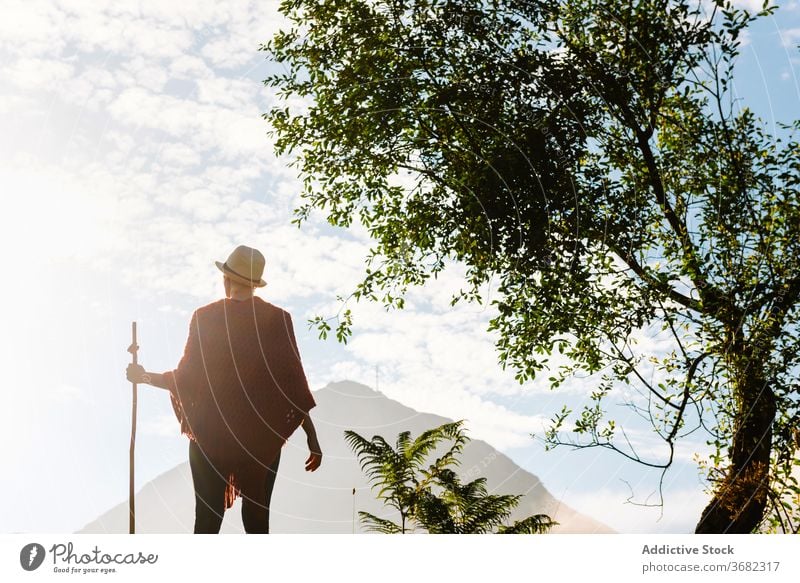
[170, 296, 315, 471]
[126, 244, 321, 533]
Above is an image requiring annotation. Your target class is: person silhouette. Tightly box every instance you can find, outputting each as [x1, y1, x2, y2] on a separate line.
[127, 245, 322, 533]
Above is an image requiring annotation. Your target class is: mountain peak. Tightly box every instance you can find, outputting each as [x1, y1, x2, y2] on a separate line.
[80, 378, 614, 534]
[316, 380, 384, 399]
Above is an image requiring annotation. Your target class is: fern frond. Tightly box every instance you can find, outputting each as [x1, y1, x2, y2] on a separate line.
[497, 515, 558, 534]
[406, 421, 467, 470]
[358, 511, 403, 534]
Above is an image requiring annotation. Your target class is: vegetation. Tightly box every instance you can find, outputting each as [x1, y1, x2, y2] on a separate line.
[345, 421, 555, 533]
[265, 0, 800, 532]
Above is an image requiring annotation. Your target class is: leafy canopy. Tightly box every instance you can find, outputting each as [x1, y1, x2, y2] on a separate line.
[265, 0, 800, 532]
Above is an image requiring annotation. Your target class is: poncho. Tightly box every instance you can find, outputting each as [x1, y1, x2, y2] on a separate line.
[164, 297, 316, 509]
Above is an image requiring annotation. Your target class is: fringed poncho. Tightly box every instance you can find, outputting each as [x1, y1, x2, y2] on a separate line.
[164, 297, 316, 509]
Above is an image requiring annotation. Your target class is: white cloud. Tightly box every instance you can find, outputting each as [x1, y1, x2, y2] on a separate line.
[59, 66, 121, 109]
[196, 76, 260, 108]
[732, 0, 772, 12]
[159, 142, 203, 168]
[779, 27, 800, 48]
[60, 10, 194, 60]
[142, 413, 182, 438]
[0, 164, 124, 266]
[564, 486, 710, 533]
[53, 384, 89, 403]
[320, 355, 551, 450]
[201, 36, 261, 70]
[199, 1, 285, 69]
[0, 0, 69, 58]
[122, 57, 170, 92]
[168, 55, 214, 80]
[0, 92, 25, 114]
[103, 87, 270, 161]
[2, 57, 74, 91]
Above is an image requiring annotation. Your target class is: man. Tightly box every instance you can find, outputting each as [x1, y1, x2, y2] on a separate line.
[126, 245, 322, 534]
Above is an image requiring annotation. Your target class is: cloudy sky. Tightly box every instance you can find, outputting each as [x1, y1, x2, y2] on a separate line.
[1, 0, 798, 534]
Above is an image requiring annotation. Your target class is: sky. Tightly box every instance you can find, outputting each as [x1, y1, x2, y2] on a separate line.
[0, 0, 798, 534]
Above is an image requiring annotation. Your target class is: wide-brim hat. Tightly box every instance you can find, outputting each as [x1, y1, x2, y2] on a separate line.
[215, 245, 267, 288]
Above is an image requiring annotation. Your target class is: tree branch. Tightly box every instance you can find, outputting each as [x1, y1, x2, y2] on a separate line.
[602, 240, 701, 312]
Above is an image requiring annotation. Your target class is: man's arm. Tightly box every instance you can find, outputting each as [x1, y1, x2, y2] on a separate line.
[125, 311, 199, 393]
[126, 365, 171, 390]
[301, 411, 322, 472]
[281, 309, 321, 471]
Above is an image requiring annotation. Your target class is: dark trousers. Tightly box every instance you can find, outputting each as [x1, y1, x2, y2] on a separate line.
[188, 440, 281, 534]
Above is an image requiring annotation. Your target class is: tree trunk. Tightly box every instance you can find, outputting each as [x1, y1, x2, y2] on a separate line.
[695, 346, 776, 533]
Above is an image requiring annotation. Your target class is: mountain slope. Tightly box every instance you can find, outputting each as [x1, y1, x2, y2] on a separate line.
[79, 380, 613, 533]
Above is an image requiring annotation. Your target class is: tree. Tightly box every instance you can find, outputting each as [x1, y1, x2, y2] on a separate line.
[344, 421, 555, 533]
[264, 0, 800, 533]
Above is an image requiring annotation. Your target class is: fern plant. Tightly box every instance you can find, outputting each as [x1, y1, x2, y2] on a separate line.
[345, 421, 555, 534]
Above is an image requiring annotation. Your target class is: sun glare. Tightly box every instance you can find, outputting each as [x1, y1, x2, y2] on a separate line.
[0, 165, 120, 269]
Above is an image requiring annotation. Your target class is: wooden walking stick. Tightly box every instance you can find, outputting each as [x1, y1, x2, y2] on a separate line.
[127, 322, 139, 534]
